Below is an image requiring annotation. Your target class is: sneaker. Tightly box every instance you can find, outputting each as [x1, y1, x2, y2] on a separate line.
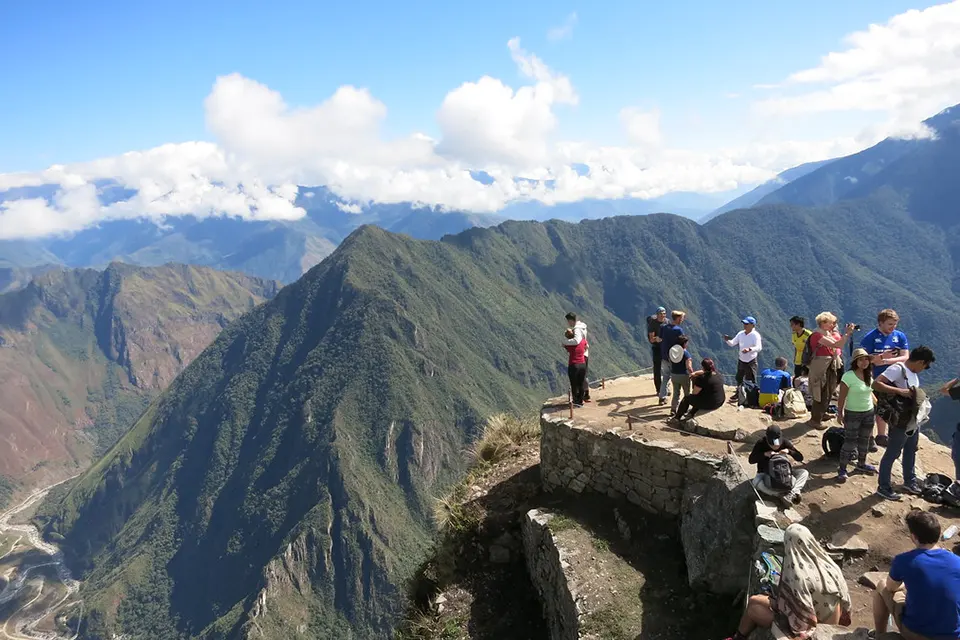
[837, 468, 848, 484]
[875, 434, 889, 447]
[854, 463, 878, 475]
[868, 437, 879, 453]
[877, 488, 903, 502]
[573, 403, 584, 409]
[902, 480, 924, 496]
[658, 398, 667, 406]
[583, 398, 592, 403]
[790, 493, 802, 505]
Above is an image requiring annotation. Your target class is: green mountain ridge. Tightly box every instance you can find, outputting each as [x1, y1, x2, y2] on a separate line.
[0, 263, 279, 500]
[37, 192, 960, 639]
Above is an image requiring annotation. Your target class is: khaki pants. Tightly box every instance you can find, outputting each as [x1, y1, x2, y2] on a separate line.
[808, 356, 840, 423]
[876, 578, 937, 640]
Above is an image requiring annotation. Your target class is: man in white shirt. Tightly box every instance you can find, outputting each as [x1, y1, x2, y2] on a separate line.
[724, 316, 763, 392]
[874, 345, 936, 502]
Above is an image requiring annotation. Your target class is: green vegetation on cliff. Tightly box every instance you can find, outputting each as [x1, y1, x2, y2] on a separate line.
[44, 193, 960, 639]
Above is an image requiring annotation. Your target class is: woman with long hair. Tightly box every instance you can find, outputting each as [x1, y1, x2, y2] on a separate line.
[672, 358, 724, 422]
[808, 312, 856, 429]
[836, 348, 877, 483]
[724, 524, 851, 640]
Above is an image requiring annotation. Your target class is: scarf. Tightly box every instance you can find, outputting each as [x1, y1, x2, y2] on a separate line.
[773, 524, 851, 639]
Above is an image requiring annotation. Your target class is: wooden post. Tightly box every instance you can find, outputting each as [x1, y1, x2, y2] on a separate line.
[626, 414, 633, 429]
[601, 377, 606, 389]
[569, 401, 574, 419]
[568, 390, 574, 419]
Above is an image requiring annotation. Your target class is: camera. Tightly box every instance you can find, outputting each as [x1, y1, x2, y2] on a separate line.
[853, 324, 861, 331]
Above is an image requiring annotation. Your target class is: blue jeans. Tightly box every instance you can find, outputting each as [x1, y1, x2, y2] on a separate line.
[658, 359, 672, 399]
[879, 427, 919, 493]
[953, 427, 960, 480]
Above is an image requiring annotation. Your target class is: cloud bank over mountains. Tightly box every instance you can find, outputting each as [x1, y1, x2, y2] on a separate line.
[2, 1, 960, 239]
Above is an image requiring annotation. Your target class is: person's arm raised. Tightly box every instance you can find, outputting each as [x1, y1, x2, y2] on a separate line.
[815, 324, 855, 349]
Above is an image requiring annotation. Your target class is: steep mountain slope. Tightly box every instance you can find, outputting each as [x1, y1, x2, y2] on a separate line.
[758, 105, 960, 219]
[704, 159, 835, 221]
[0, 263, 278, 493]
[39, 196, 960, 639]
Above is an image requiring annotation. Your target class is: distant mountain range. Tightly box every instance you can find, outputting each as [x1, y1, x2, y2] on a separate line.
[702, 159, 836, 222]
[0, 263, 277, 500]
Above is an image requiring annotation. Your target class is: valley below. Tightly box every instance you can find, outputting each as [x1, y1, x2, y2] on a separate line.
[0, 478, 80, 640]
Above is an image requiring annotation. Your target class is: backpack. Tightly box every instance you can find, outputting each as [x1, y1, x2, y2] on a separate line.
[754, 551, 783, 596]
[738, 381, 761, 408]
[782, 389, 808, 419]
[768, 454, 795, 491]
[821, 426, 845, 457]
[764, 402, 784, 419]
[800, 333, 815, 368]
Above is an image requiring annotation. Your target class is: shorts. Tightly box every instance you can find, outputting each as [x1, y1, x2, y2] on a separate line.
[876, 578, 908, 635]
[759, 392, 780, 407]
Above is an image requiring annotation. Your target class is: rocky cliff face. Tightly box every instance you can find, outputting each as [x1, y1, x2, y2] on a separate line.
[0, 263, 278, 489]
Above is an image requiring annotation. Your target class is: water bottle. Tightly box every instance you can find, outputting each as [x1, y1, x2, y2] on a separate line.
[943, 524, 958, 540]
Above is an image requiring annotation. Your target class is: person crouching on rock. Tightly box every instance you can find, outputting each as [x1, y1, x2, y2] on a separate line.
[724, 524, 851, 640]
[749, 425, 809, 506]
[670, 358, 724, 423]
[563, 328, 588, 408]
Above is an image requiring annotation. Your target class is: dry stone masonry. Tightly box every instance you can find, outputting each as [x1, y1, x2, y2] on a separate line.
[540, 413, 724, 515]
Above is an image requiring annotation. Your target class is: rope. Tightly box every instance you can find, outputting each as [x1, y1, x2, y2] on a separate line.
[586, 366, 653, 386]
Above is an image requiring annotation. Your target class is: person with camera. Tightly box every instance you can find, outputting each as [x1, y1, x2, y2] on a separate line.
[873, 345, 936, 502]
[807, 312, 856, 429]
[859, 309, 910, 447]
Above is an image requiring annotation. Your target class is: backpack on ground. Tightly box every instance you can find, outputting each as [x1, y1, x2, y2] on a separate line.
[768, 454, 795, 491]
[782, 388, 808, 418]
[763, 402, 784, 419]
[821, 426, 845, 457]
[754, 551, 783, 596]
[922, 473, 959, 507]
[738, 381, 761, 408]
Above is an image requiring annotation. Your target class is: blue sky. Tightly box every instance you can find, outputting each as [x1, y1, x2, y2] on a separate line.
[1, 0, 958, 238]
[1, 0, 936, 171]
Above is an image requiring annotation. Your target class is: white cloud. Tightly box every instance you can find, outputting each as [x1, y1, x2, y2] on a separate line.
[754, 0, 960, 139]
[547, 12, 578, 41]
[1, 8, 953, 240]
[619, 107, 662, 147]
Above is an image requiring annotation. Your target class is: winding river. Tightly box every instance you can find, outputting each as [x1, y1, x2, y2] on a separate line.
[0, 478, 81, 640]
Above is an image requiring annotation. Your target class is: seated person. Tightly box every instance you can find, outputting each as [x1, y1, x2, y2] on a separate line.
[759, 357, 793, 407]
[672, 358, 725, 422]
[749, 425, 809, 505]
[874, 511, 960, 640]
[724, 524, 851, 640]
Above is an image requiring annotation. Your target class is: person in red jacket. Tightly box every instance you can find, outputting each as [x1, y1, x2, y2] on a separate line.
[564, 328, 588, 407]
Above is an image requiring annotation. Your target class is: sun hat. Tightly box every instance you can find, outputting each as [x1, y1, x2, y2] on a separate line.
[669, 344, 686, 364]
[851, 348, 870, 361]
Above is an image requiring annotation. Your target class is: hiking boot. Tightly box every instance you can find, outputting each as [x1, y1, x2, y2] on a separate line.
[875, 434, 889, 447]
[573, 403, 584, 409]
[837, 468, 848, 484]
[855, 463, 878, 475]
[868, 437, 879, 453]
[902, 480, 924, 496]
[877, 487, 903, 502]
[790, 492, 802, 505]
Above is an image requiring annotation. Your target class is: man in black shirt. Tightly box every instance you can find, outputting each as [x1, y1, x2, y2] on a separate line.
[647, 306, 667, 393]
[748, 425, 809, 505]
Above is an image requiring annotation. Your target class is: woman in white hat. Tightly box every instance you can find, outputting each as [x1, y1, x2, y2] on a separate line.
[836, 347, 877, 483]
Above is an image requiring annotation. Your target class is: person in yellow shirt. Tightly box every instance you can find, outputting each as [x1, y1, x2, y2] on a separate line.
[790, 316, 813, 377]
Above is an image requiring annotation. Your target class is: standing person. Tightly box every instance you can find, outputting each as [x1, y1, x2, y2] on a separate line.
[723, 316, 762, 395]
[748, 425, 809, 505]
[758, 357, 792, 408]
[672, 358, 725, 422]
[940, 377, 960, 480]
[873, 511, 960, 640]
[874, 346, 936, 501]
[860, 309, 910, 448]
[563, 328, 588, 408]
[647, 307, 667, 394]
[657, 311, 686, 406]
[790, 316, 813, 377]
[807, 313, 855, 429]
[723, 524, 851, 640]
[669, 335, 694, 415]
[835, 348, 876, 483]
[564, 312, 591, 403]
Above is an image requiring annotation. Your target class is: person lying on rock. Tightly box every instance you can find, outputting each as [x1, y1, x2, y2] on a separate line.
[749, 425, 809, 506]
[873, 510, 960, 640]
[724, 524, 851, 640]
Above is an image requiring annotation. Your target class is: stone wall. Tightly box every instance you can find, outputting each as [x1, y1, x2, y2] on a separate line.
[540, 414, 723, 516]
[521, 509, 580, 640]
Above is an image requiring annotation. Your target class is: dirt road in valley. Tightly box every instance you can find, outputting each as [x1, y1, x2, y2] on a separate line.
[0, 478, 81, 640]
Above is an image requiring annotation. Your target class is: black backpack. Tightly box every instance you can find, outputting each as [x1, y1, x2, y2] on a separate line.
[739, 381, 761, 408]
[768, 454, 795, 491]
[821, 426, 845, 457]
[801, 333, 814, 368]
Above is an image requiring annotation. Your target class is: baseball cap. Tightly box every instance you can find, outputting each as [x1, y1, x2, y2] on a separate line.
[765, 425, 782, 448]
[742, 316, 757, 325]
[657, 306, 666, 313]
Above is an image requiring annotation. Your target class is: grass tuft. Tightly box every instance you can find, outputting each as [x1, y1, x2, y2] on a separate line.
[466, 413, 540, 467]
